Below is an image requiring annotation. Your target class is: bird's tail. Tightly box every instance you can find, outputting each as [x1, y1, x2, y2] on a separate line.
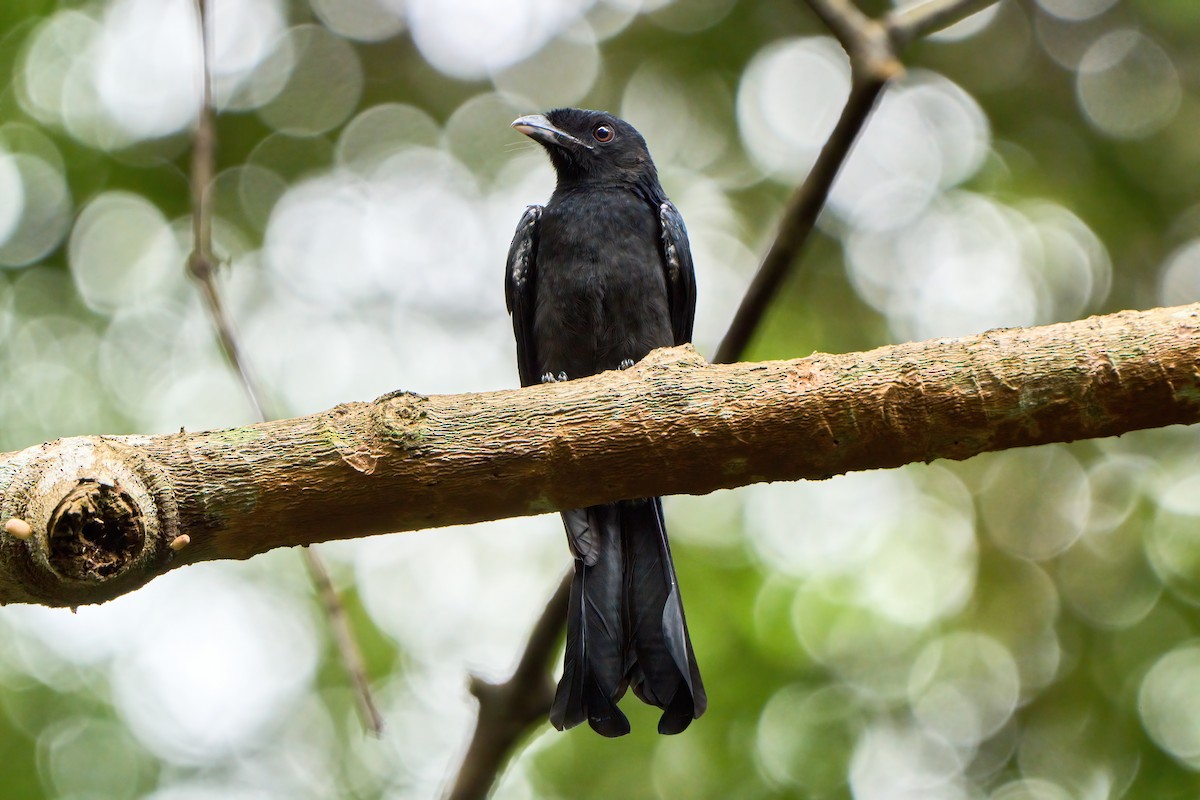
[550, 505, 630, 737]
[549, 500, 705, 737]
[621, 498, 706, 734]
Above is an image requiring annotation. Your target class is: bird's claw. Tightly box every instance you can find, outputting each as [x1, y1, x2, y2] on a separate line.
[618, 359, 635, 370]
[541, 371, 569, 383]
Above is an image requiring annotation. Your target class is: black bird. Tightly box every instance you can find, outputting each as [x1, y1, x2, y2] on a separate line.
[505, 108, 705, 736]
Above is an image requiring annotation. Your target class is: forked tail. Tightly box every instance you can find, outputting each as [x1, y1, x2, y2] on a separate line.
[550, 500, 705, 737]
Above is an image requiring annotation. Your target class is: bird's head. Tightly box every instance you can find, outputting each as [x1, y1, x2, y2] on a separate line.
[512, 108, 658, 189]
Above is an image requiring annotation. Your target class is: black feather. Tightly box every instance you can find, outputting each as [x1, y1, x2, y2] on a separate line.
[550, 506, 629, 737]
[505, 205, 542, 388]
[658, 202, 696, 345]
[622, 499, 706, 733]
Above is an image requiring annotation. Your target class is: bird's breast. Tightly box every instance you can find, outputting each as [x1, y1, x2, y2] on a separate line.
[533, 190, 673, 378]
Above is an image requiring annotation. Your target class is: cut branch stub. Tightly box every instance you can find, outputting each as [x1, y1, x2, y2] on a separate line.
[47, 480, 145, 581]
[0, 438, 180, 606]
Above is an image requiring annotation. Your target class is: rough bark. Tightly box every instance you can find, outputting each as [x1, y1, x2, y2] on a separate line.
[1, 303, 1198, 607]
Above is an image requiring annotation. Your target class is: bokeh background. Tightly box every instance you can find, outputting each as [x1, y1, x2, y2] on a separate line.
[1, 0, 1200, 797]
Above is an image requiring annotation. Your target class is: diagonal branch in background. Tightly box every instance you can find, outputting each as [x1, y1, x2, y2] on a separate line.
[714, 0, 1001, 364]
[186, 0, 267, 421]
[186, 0, 382, 736]
[452, 0, 1006, 795]
[712, 77, 888, 364]
[445, 571, 572, 800]
[2, 303, 1197, 600]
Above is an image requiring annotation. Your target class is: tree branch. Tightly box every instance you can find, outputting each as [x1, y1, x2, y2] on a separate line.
[712, 77, 889, 364]
[713, 0, 999, 364]
[187, 0, 268, 420]
[886, 0, 1002, 50]
[445, 571, 571, 800]
[2, 303, 1197, 607]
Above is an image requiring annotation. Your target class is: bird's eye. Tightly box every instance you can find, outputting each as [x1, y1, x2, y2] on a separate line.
[592, 124, 615, 143]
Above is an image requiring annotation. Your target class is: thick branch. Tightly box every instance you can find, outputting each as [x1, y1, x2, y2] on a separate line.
[1, 304, 1197, 607]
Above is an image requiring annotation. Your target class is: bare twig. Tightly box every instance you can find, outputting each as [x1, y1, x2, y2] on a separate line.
[185, 0, 266, 419]
[300, 541, 386, 735]
[804, 0, 884, 61]
[887, 0, 1002, 50]
[713, 0, 998, 364]
[712, 78, 889, 365]
[187, 0, 383, 737]
[446, 572, 571, 800]
[447, 0, 1002, 793]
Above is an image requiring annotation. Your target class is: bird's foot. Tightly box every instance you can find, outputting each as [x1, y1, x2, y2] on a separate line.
[618, 359, 635, 370]
[541, 371, 569, 383]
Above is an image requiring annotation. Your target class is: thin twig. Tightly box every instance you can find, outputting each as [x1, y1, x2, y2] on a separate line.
[185, 0, 266, 419]
[712, 0, 898, 365]
[446, 0, 1003, 793]
[712, 0, 997, 365]
[804, 0, 876, 52]
[187, 0, 383, 737]
[806, 0, 904, 79]
[712, 77, 888, 365]
[300, 545, 385, 734]
[445, 572, 571, 800]
[887, 0, 1002, 50]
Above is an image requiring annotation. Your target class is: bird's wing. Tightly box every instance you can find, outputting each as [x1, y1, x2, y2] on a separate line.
[505, 205, 542, 387]
[658, 202, 697, 345]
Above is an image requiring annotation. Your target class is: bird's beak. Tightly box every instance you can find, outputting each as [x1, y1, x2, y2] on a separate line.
[511, 114, 590, 149]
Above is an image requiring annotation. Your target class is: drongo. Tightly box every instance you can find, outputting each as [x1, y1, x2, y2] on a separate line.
[506, 108, 705, 737]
